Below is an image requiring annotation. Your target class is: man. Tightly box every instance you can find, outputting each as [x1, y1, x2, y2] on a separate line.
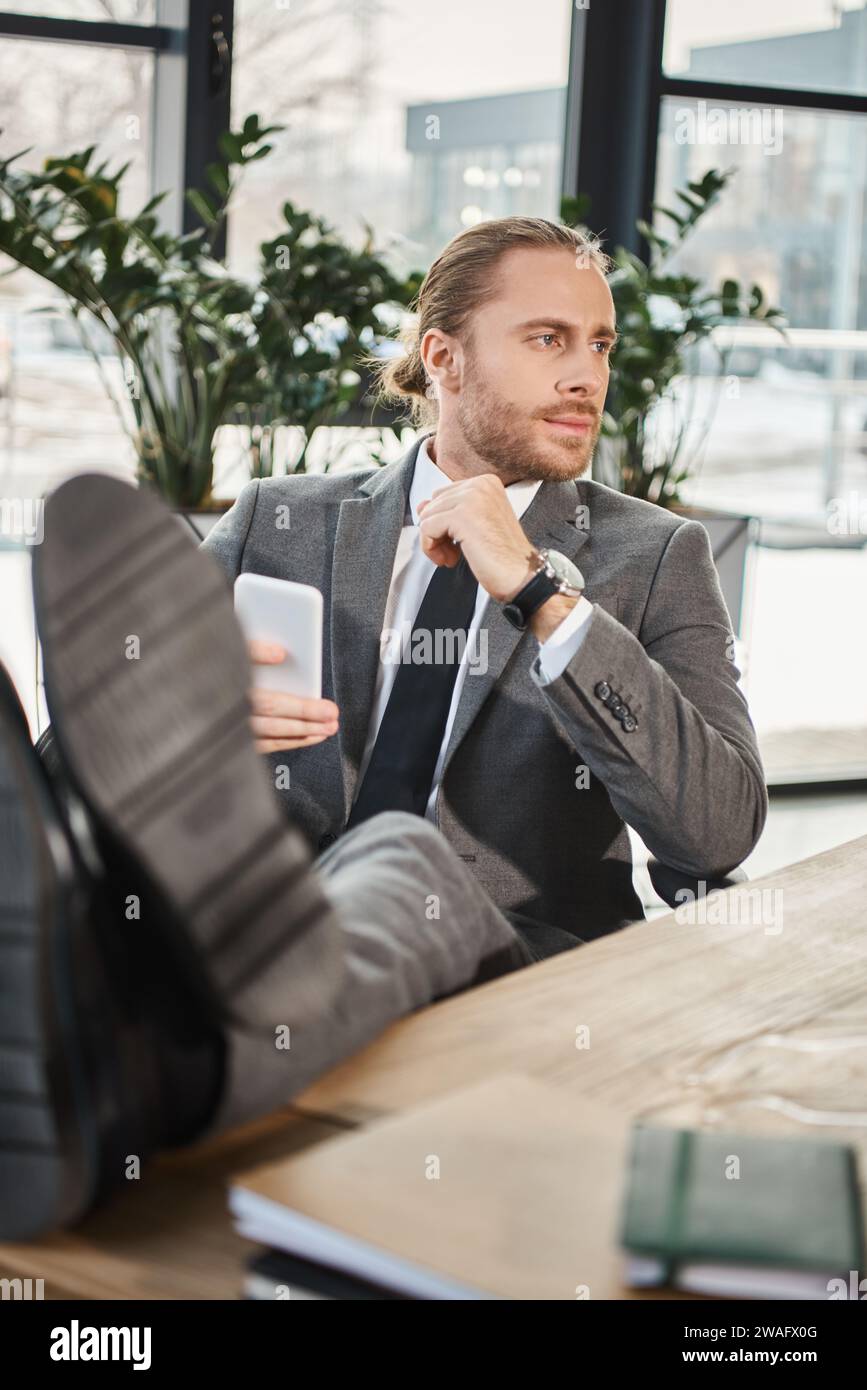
[0, 217, 766, 1240]
[204, 215, 766, 950]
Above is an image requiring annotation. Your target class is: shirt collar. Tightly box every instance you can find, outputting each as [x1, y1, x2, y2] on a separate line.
[408, 433, 542, 527]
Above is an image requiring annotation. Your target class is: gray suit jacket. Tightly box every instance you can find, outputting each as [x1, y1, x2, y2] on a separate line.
[202, 432, 767, 944]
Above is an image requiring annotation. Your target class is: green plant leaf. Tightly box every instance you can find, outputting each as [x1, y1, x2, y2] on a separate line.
[205, 162, 230, 197]
[559, 192, 591, 225]
[653, 205, 686, 229]
[186, 189, 219, 224]
[217, 131, 246, 164]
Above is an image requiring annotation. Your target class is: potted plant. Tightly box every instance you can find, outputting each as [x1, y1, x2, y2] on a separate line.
[561, 169, 786, 629]
[0, 114, 422, 521]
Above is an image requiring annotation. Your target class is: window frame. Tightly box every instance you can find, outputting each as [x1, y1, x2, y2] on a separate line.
[1, 1, 860, 275]
[569, 0, 867, 259]
[0, 0, 234, 247]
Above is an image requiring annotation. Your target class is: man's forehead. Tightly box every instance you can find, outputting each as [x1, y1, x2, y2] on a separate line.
[485, 247, 614, 318]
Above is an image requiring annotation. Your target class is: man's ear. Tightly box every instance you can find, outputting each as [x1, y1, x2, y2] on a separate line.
[422, 327, 462, 398]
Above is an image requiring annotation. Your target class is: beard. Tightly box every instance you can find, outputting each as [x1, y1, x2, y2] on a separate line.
[455, 352, 602, 483]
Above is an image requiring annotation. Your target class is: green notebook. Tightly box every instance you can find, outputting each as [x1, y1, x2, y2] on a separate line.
[620, 1125, 865, 1300]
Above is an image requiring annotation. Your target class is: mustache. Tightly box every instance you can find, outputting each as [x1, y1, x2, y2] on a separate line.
[535, 405, 599, 419]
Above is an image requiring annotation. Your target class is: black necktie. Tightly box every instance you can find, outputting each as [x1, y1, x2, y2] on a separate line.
[347, 555, 479, 826]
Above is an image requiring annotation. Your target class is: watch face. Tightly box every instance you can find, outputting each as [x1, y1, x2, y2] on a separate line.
[544, 549, 585, 591]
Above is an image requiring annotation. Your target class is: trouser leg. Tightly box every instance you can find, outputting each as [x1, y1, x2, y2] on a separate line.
[199, 811, 534, 1138]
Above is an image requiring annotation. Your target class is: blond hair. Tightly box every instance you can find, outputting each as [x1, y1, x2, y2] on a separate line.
[368, 216, 611, 428]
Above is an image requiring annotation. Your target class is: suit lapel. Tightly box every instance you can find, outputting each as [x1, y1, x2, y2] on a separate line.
[438, 474, 592, 786]
[330, 435, 426, 819]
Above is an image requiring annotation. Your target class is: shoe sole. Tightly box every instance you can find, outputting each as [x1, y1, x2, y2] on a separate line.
[32, 475, 344, 1036]
[0, 670, 98, 1240]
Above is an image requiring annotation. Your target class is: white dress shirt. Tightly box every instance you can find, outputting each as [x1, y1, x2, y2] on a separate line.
[354, 437, 595, 822]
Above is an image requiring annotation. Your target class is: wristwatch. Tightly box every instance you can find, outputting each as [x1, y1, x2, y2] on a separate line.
[502, 548, 585, 631]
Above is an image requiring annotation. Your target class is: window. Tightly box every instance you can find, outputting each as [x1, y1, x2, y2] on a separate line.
[0, 4, 164, 726]
[228, 0, 573, 275]
[655, 100, 866, 522]
[0, 39, 152, 205]
[0, 1, 155, 17]
[664, 0, 867, 98]
[0, 35, 154, 493]
[653, 3, 867, 785]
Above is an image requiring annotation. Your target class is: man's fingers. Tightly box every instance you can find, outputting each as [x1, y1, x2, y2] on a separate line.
[254, 733, 331, 754]
[248, 639, 287, 665]
[417, 492, 460, 518]
[420, 532, 462, 566]
[250, 715, 338, 739]
[248, 687, 339, 720]
[419, 507, 460, 540]
[419, 476, 503, 510]
[419, 511, 464, 564]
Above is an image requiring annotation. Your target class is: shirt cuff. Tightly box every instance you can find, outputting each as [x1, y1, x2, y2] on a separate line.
[533, 597, 595, 686]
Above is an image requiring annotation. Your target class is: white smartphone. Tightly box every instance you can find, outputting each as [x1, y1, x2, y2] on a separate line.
[234, 573, 323, 699]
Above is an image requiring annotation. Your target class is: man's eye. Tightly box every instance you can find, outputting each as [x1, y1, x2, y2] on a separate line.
[592, 340, 614, 355]
[533, 333, 561, 348]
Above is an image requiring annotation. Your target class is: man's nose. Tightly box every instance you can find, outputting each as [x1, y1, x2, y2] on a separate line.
[556, 351, 607, 396]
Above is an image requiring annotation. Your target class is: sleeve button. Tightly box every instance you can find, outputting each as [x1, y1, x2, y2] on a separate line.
[595, 680, 611, 700]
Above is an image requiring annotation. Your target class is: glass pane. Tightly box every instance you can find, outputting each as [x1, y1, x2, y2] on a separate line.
[0, 37, 152, 209]
[664, 0, 867, 98]
[228, 0, 573, 275]
[653, 96, 867, 782]
[0, 38, 153, 727]
[0, 1, 155, 20]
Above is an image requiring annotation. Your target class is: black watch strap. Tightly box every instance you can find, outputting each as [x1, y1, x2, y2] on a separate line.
[502, 568, 557, 630]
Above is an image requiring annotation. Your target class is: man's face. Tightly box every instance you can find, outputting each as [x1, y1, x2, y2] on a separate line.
[449, 246, 616, 482]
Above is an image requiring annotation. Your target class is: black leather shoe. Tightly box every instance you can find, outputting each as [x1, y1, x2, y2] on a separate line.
[32, 474, 343, 1036]
[0, 663, 223, 1241]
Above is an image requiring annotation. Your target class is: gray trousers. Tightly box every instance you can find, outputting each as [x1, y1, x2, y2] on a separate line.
[201, 811, 575, 1139]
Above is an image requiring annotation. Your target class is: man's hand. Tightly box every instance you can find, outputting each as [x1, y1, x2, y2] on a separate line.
[416, 475, 536, 602]
[247, 640, 339, 754]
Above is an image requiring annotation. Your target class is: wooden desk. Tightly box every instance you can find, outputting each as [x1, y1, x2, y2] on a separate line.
[0, 1112, 344, 1299]
[1, 833, 865, 1298]
[295, 833, 867, 1132]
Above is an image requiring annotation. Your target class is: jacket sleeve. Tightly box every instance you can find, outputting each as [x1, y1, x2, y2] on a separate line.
[199, 478, 262, 582]
[530, 518, 768, 876]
